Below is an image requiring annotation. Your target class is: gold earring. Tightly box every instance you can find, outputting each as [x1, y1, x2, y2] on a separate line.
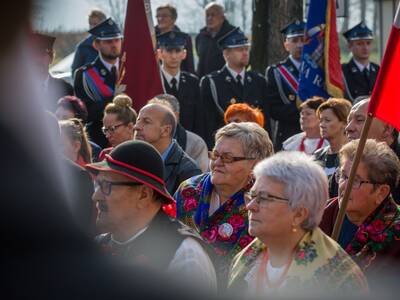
[292, 226, 297, 233]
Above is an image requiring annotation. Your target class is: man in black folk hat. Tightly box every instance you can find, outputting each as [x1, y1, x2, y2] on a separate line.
[157, 31, 202, 135]
[30, 33, 74, 111]
[87, 140, 216, 290]
[74, 17, 123, 148]
[342, 21, 380, 102]
[265, 20, 305, 151]
[199, 27, 271, 149]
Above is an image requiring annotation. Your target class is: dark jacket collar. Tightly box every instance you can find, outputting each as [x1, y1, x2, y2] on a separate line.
[199, 19, 234, 39]
[164, 139, 183, 165]
[174, 124, 187, 151]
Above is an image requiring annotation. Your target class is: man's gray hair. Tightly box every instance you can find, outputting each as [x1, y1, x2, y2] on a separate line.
[215, 122, 273, 160]
[353, 96, 370, 105]
[160, 105, 177, 138]
[150, 94, 180, 113]
[253, 151, 328, 231]
[205, 2, 224, 13]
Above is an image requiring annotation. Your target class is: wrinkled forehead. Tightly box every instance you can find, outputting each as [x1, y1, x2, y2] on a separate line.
[206, 6, 223, 16]
[351, 101, 368, 115]
[139, 105, 166, 121]
[214, 136, 244, 154]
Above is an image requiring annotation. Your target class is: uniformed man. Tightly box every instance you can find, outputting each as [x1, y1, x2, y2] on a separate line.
[265, 20, 305, 151]
[199, 27, 271, 149]
[157, 31, 201, 134]
[155, 4, 195, 73]
[30, 33, 74, 111]
[74, 18, 123, 148]
[342, 21, 380, 102]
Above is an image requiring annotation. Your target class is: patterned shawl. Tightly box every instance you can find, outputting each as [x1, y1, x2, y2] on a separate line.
[346, 197, 400, 271]
[229, 228, 368, 297]
[175, 173, 254, 278]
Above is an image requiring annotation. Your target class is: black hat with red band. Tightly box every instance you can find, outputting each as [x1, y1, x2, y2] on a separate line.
[85, 140, 175, 204]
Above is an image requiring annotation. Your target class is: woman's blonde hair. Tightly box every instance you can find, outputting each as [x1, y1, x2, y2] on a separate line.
[59, 118, 92, 163]
[316, 98, 351, 123]
[104, 94, 137, 124]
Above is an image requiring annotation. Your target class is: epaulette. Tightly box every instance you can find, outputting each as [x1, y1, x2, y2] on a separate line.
[181, 71, 199, 80]
[266, 64, 277, 72]
[208, 70, 221, 77]
[79, 62, 95, 72]
[265, 64, 276, 76]
[251, 71, 265, 79]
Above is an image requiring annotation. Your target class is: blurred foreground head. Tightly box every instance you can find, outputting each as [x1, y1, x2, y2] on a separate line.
[0, 2, 215, 299]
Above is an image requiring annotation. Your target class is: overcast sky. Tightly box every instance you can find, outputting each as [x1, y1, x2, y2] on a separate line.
[33, 0, 212, 33]
[33, 0, 375, 35]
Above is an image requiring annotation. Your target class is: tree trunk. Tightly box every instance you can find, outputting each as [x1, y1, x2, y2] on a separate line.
[250, 0, 303, 73]
[360, 0, 366, 22]
[242, 0, 247, 31]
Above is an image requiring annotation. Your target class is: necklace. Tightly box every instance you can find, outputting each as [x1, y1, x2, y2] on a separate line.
[256, 249, 293, 292]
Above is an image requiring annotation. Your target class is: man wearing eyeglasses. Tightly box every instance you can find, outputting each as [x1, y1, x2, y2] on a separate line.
[326, 98, 399, 199]
[86, 140, 217, 290]
[320, 98, 400, 248]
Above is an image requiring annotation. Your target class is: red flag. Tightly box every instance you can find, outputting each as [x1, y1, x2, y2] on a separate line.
[119, 0, 164, 111]
[325, 0, 344, 97]
[368, 4, 400, 130]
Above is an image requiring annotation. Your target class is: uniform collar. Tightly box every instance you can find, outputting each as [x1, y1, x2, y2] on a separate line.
[288, 55, 301, 70]
[352, 58, 370, 72]
[225, 64, 245, 84]
[99, 54, 119, 73]
[161, 67, 181, 88]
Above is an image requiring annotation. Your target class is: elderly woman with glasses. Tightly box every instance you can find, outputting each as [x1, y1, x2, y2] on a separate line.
[229, 151, 367, 297]
[320, 139, 400, 288]
[174, 122, 273, 286]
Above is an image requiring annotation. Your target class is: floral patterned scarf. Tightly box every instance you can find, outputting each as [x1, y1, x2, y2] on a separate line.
[229, 228, 368, 296]
[346, 197, 400, 270]
[175, 173, 254, 278]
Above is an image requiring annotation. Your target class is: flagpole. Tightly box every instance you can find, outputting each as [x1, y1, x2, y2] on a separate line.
[331, 114, 373, 241]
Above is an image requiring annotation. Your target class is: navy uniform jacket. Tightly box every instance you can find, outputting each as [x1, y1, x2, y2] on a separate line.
[74, 57, 116, 148]
[265, 57, 301, 150]
[200, 66, 271, 149]
[162, 71, 201, 134]
[71, 35, 98, 76]
[342, 58, 380, 102]
[156, 25, 195, 74]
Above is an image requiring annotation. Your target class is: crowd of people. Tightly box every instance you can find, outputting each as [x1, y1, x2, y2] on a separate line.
[26, 1, 400, 298]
